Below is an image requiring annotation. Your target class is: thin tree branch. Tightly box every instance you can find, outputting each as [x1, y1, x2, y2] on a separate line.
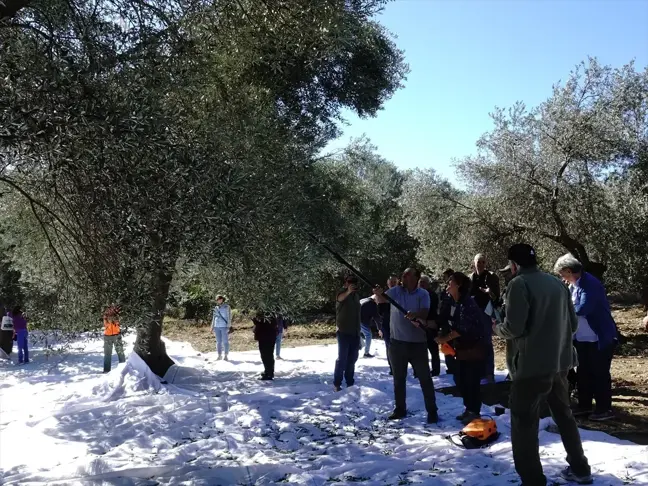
[27, 199, 76, 283]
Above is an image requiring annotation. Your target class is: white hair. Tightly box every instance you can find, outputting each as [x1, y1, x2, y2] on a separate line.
[553, 253, 583, 274]
[474, 253, 486, 262]
[419, 274, 432, 285]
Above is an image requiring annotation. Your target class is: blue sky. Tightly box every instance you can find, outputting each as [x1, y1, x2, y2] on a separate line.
[326, 0, 648, 181]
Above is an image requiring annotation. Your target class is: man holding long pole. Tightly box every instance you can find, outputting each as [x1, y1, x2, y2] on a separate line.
[376, 268, 439, 424]
[333, 274, 363, 392]
[306, 232, 437, 420]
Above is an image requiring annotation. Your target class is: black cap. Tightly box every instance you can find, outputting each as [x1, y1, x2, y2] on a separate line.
[507, 244, 537, 267]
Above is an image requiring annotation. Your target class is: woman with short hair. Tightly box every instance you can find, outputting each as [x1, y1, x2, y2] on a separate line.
[554, 253, 617, 421]
[436, 272, 490, 424]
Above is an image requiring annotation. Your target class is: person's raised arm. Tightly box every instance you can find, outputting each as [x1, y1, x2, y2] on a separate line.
[337, 286, 356, 302]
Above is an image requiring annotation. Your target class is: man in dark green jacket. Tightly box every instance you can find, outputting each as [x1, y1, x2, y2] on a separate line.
[494, 244, 591, 486]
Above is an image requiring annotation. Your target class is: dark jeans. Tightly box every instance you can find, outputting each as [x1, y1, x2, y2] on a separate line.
[458, 359, 484, 414]
[389, 339, 438, 415]
[426, 329, 440, 375]
[574, 341, 614, 413]
[360, 323, 372, 355]
[334, 331, 360, 387]
[259, 339, 275, 378]
[103, 334, 126, 372]
[510, 372, 590, 486]
[16, 330, 29, 363]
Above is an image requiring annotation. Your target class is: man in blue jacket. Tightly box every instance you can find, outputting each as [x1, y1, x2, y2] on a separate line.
[554, 253, 618, 422]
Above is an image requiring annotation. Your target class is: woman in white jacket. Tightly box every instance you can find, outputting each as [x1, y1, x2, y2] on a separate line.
[212, 295, 232, 360]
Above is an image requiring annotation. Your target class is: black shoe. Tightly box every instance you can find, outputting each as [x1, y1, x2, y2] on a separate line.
[389, 370, 393, 376]
[560, 466, 593, 485]
[431, 370, 440, 377]
[363, 353, 374, 358]
[258, 374, 273, 381]
[388, 409, 407, 420]
[458, 411, 479, 425]
[427, 412, 439, 424]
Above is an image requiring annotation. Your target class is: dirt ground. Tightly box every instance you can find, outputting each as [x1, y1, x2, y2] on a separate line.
[164, 305, 648, 444]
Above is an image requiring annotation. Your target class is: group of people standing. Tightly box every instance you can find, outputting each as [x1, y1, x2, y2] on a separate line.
[334, 243, 620, 486]
[335, 255, 504, 426]
[1, 302, 127, 372]
[0, 305, 29, 364]
[210, 295, 289, 380]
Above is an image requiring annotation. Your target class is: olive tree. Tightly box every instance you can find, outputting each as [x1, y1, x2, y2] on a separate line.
[0, 0, 407, 375]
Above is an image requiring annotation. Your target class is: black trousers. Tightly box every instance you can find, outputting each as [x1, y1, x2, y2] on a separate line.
[574, 341, 614, 413]
[510, 372, 590, 486]
[259, 339, 275, 378]
[389, 339, 438, 415]
[457, 359, 484, 414]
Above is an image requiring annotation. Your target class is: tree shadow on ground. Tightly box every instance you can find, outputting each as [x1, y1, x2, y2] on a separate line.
[35, 364, 631, 486]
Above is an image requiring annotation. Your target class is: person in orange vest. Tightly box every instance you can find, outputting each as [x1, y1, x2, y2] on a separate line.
[103, 304, 126, 373]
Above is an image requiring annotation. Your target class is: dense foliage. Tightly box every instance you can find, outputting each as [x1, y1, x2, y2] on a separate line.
[0, 0, 407, 374]
[1, 0, 645, 377]
[403, 59, 647, 290]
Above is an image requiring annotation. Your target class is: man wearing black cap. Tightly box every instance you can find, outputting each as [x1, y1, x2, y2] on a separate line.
[493, 244, 592, 486]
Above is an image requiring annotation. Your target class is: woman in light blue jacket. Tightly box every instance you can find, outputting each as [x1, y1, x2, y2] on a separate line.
[212, 295, 232, 360]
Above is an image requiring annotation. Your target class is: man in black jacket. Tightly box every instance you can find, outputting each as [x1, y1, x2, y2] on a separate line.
[419, 275, 440, 376]
[377, 275, 399, 375]
[438, 269, 457, 376]
[471, 254, 500, 383]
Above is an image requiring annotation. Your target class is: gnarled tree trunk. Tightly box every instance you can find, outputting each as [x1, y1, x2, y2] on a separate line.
[559, 236, 606, 280]
[134, 267, 175, 378]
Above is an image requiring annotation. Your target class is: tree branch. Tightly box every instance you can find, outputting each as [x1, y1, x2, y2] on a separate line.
[0, 175, 85, 249]
[27, 199, 76, 284]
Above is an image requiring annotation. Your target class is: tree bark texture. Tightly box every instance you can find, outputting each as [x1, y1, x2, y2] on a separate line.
[134, 267, 175, 378]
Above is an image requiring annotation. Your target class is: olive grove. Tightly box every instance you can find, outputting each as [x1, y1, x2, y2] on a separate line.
[0, 0, 408, 375]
